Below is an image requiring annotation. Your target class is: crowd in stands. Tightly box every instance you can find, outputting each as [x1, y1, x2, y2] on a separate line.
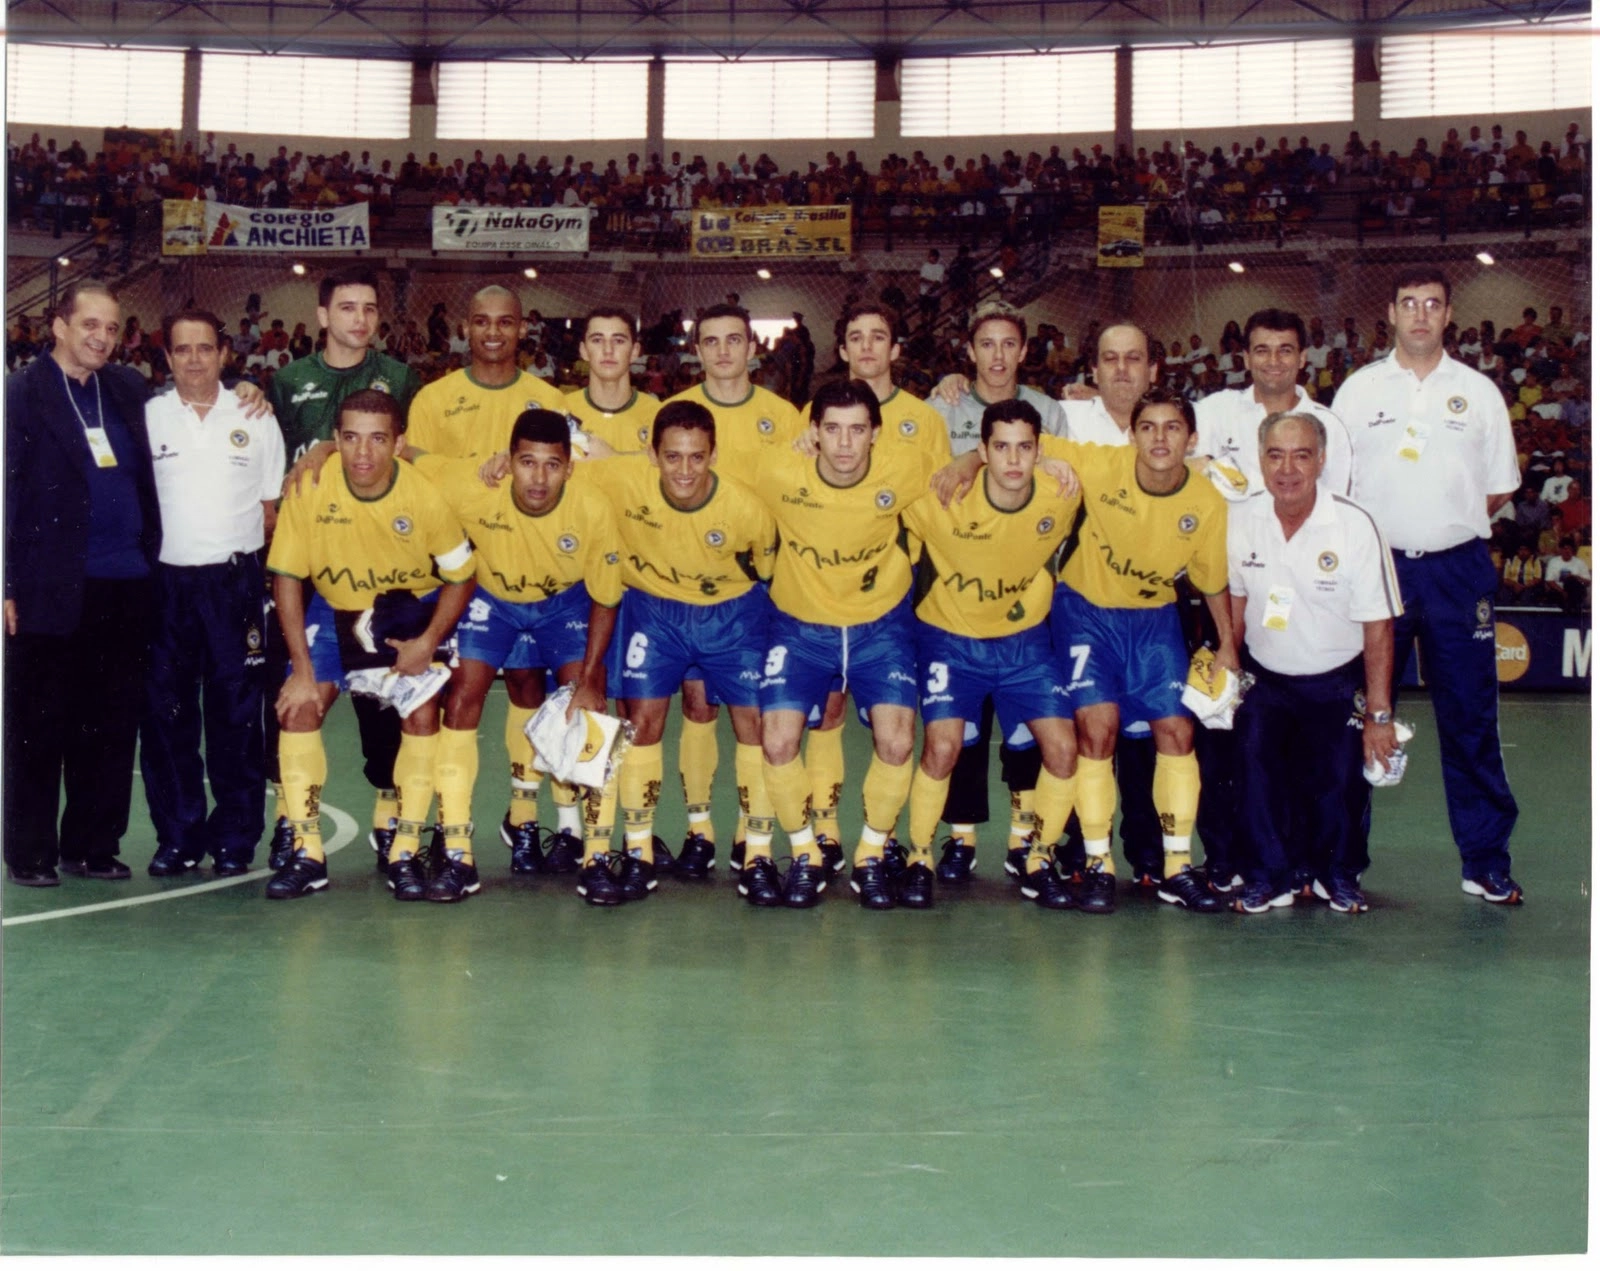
[7, 120, 1589, 245]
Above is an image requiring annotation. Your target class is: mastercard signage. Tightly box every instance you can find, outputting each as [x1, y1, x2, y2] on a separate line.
[1494, 621, 1532, 683]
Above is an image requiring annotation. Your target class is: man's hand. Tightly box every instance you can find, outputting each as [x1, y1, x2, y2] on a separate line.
[1038, 456, 1081, 500]
[933, 373, 969, 404]
[1362, 718, 1398, 771]
[386, 634, 439, 678]
[579, 435, 617, 460]
[282, 440, 336, 499]
[1210, 640, 1241, 681]
[792, 431, 819, 457]
[233, 380, 272, 419]
[4, 599, 16, 636]
[1063, 383, 1099, 402]
[567, 679, 607, 719]
[931, 450, 983, 506]
[479, 450, 511, 487]
[277, 669, 325, 725]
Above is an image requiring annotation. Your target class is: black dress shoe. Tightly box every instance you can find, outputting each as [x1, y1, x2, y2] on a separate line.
[8, 864, 60, 887]
[214, 859, 252, 878]
[61, 858, 132, 880]
[148, 849, 202, 877]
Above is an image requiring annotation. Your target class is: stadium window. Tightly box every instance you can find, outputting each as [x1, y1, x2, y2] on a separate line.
[662, 60, 874, 140]
[7, 43, 185, 130]
[437, 61, 648, 140]
[900, 52, 1116, 137]
[1132, 40, 1353, 129]
[1381, 20, 1591, 117]
[199, 52, 411, 138]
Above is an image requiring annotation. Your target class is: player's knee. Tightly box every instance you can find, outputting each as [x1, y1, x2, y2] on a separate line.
[1038, 734, 1077, 778]
[921, 732, 962, 777]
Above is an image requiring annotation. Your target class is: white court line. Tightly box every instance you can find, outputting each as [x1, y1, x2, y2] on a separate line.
[1, 801, 360, 928]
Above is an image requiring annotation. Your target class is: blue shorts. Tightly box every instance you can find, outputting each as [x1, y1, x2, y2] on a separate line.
[299, 590, 452, 686]
[613, 586, 767, 709]
[916, 620, 1071, 746]
[760, 595, 919, 720]
[458, 582, 591, 673]
[1049, 583, 1188, 723]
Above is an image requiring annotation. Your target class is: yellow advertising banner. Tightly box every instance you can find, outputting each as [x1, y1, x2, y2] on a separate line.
[689, 205, 852, 259]
[1096, 206, 1145, 268]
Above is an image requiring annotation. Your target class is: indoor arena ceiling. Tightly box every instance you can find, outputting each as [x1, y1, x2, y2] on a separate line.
[4, 0, 1590, 61]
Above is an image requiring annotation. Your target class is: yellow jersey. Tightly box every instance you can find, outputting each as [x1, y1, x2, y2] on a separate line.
[407, 368, 569, 461]
[412, 454, 622, 608]
[564, 386, 660, 455]
[579, 455, 776, 606]
[267, 454, 475, 610]
[901, 473, 1079, 637]
[755, 443, 935, 626]
[1041, 437, 1228, 608]
[801, 387, 952, 467]
[661, 383, 802, 488]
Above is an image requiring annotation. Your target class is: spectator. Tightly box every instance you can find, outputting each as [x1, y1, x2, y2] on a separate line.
[1544, 538, 1590, 610]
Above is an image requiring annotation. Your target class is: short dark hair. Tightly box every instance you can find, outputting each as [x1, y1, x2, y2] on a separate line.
[318, 266, 381, 309]
[54, 280, 118, 325]
[510, 408, 572, 457]
[1131, 386, 1196, 435]
[652, 398, 716, 450]
[161, 308, 225, 348]
[1392, 265, 1452, 306]
[694, 302, 752, 344]
[583, 306, 639, 339]
[980, 398, 1042, 445]
[1242, 308, 1308, 350]
[810, 378, 882, 433]
[837, 300, 902, 349]
[338, 387, 406, 434]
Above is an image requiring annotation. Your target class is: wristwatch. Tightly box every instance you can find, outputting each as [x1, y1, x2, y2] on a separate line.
[1365, 709, 1394, 725]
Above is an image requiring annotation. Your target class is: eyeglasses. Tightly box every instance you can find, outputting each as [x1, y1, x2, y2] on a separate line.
[1397, 297, 1448, 314]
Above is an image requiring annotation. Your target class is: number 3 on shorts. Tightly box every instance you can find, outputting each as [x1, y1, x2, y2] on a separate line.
[763, 645, 788, 678]
[625, 632, 650, 669]
[925, 661, 949, 694]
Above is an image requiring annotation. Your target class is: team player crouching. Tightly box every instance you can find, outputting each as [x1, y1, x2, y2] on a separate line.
[582, 399, 780, 902]
[265, 390, 476, 900]
[899, 400, 1083, 909]
[415, 409, 623, 902]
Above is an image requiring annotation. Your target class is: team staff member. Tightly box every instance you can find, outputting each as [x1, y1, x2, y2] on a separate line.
[755, 379, 937, 909]
[141, 309, 285, 878]
[1226, 411, 1403, 914]
[417, 409, 622, 903]
[581, 400, 779, 892]
[564, 307, 659, 455]
[658, 304, 801, 866]
[266, 266, 421, 871]
[1333, 267, 1524, 904]
[900, 400, 1081, 911]
[265, 390, 476, 900]
[795, 301, 952, 871]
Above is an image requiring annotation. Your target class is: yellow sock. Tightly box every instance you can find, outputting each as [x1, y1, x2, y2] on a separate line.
[736, 742, 775, 853]
[679, 716, 718, 841]
[271, 782, 287, 823]
[856, 753, 913, 866]
[762, 753, 812, 856]
[372, 788, 398, 833]
[1154, 750, 1201, 875]
[506, 704, 540, 827]
[804, 725, 845, 843]
[584, 775, 619, 865]
[949, 822, 977, 846]
[1076, 754, 1117, 875]
[434, 726, 479, 863]
[279, 730, 327, 861]
[392, 732, 439, 858]
[550, 779, 583, 837]
[1007, 787, 1037, 851]
[907, 766, 951, 862]
[1033, 768, 1077, 848]
[621, 741, 664, 855]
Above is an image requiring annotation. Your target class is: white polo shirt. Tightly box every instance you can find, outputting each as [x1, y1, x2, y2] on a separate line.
[1194, 385, 1354, 499]
[147, 390, 285, 567]
[1227, 489, 1403, 677]
[1061, 395, 1130, 447]
[1333, 351, 1521, 553]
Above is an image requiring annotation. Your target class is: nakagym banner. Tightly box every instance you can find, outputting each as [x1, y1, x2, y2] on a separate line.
[1096, 206, 1146, 268]
[690, 205, 851, 259]
[431, 206, 592, 252]
[162, 201, 370, 255]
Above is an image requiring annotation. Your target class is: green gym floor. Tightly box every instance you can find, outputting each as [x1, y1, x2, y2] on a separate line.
[0, 690, 1589, 1258]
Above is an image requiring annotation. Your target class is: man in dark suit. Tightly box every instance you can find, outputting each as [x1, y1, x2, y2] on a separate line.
[5, 281, 161, 885]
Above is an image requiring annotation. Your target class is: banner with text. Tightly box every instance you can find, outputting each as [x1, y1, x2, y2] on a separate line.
[1400, 607, 1591, 692]
[162, 201, 371, 255]
[690, 205, 851, 259]
[431, 206, 591, 252]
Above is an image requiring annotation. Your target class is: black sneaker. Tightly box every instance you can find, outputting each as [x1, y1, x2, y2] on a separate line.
[675, 832, 716, 879]
[426, 858, 482, 903]
[1232, 880, 1293, 913]
[729, 840, 747, 872]
[1207, 867, 1245, 897]
[265, 852, 328, 900]
[1072, 863, 1117, 914]
[617, 853, 659, 902]
[1291, 867, 1317, 900]
[1158, 864, 1225, 913]
[414, 823, 445, 881]
[386, 854, 428, 901]
[1314, 876, 1369, 913]
[816, 835, 845, 878]
[651, 836, 676, 872]
[59, 857, 132, 880]
[576, 857, 625, 906]
[738, 856, 782, 907]
[782, 858, 827, 908]
[500, 817, 543, 874]
[935, 838, 976, 883]
[541, 829, 582, 874]
[267, 817, 297, 870]
[1003, 847, 1029, 878]
[148, 847, 201, 877]
[370, 827, 395, 872]
[1461, 872, 1524, 905]
[1130, 870, 1162, 894]
[850, 859, 896, 910]
[882, 838, 907, 883]
[897, 861, 936, 909]
[214, 858, 251, 878]
[1020, 862, 1075, 910]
